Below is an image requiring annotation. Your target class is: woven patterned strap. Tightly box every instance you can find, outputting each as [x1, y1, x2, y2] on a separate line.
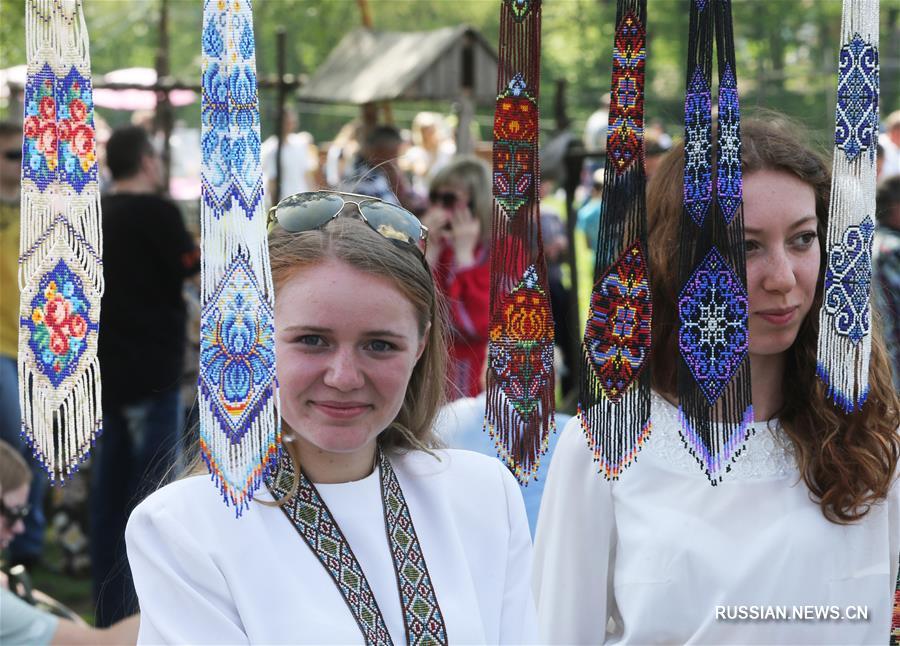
[18, 0, 103, 481]
[484, 0, 556, 485]
[266, 450, 447, 646]
[578, 0, 652, 480]
[815, 0, 878, 413]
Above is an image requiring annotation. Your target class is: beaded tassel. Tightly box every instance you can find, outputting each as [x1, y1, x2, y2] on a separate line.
[18, 0, 103, 481]
[199, 0, 280, 515]
[578, 0, 652, 480]
[816, 0, 879, 413]
[676, 0, 753, 483]
[484, 0, 556, 484]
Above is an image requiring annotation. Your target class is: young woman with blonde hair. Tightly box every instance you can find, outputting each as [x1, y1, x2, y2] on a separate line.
[127, 194, 536, 644]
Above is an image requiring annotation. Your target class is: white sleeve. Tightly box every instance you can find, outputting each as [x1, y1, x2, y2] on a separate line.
[496, 460, 540, 644]
[125, 500, 249, 645]
[532, 417, 617, 644]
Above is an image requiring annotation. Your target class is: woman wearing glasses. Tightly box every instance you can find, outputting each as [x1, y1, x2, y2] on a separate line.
[421, 156, 494, 399]
[126, 193, 537, 644]
[0, 440, 140, 644]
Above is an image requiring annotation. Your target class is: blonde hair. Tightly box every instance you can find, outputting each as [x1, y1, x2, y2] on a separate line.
[0, 440, 31, 494]
[429, 156, 493, 242]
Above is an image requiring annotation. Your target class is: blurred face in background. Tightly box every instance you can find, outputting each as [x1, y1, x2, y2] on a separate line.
[0, 483, 29, 550]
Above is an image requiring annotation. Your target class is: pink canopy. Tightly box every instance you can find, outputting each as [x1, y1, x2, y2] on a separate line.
[93, 68, 197, 111]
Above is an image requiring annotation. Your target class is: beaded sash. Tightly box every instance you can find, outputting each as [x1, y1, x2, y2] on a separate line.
[199, 0, 280, 515]
[676, 0, 753, 483]
[484, 0, 556, 484]
[18, 0, 102, 480]
[816, 0, 879, 413]
[265, 449, 448, 646]
[578, 0, 652, 480]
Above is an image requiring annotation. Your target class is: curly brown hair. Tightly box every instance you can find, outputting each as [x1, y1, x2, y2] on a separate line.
[647, 114, 899, 523]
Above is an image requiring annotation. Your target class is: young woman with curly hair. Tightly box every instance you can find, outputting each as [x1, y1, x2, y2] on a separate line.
[533, 115, 899, 644]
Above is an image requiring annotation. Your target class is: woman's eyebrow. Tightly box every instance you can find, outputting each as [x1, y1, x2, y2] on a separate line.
[744, 215, 817, 235]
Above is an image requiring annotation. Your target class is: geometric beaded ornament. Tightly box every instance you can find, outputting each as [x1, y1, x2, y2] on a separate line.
[199, 0, 280, 515]
[816, 0, 879, 414]
[676, 0, 753, 484]
[578, 0, 652, 481]
[485, 0, 556, 485]
[18, 0, 103, 481]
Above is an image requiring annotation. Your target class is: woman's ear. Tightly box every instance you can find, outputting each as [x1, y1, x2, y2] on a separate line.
[416, 322, 431, 361]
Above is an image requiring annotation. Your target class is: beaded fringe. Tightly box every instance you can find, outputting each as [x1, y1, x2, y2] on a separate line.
[816, 0, 878, 413]
[18, 0, 103, 481]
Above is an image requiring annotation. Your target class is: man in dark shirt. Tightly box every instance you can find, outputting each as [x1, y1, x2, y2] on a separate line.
[91, 126, 199, 626]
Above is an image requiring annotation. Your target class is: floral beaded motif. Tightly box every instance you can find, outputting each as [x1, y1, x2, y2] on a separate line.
[20, 258, 96, 388]
[488, 265, 555, 419]
[492, 74, 538, 218]
[199, 253, 276, 439]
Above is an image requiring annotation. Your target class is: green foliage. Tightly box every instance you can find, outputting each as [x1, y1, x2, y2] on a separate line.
[1, 0, 898, 145]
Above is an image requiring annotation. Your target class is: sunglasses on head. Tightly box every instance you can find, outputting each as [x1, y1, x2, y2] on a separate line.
[2, 149, 22, 161]
[267, 191, 428, 256]
[0, 498, 30, 523]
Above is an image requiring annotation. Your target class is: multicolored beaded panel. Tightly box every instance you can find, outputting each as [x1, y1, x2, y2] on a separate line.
[199, 0, 280, 515]
[18, 0, 103, 481]
[485, 0, 556, 484]
[676, 0, 753, 483]
[577, 0, 652, 482]
[266, 449, 448, 646]
[816, 0, 878, 414]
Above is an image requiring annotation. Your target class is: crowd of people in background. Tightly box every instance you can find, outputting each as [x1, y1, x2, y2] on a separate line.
[2, 98, 900, 638]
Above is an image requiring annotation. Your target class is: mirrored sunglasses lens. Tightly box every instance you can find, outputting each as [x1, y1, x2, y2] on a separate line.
[359, 201, 423, 246]
[274, 193, 344, 232]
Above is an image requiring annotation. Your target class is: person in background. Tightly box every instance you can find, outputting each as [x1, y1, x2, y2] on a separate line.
[403, 112, 456, 193]
[539, 177, 574, 397]
[873, 175, 900, 387]
[1, 440, 140, 645]
[576, 168, 604, 257]
[0, 121, 47, 573]
[261, 106, 318, 205]
[422, 156, 492, 399]
[878, 110, 900, 179]
[91, 125, 200, 627]
[341, 125, 419, 212]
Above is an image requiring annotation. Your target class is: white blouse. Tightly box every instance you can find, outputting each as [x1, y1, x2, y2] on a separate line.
[533, 393, 899, 645]
[127, 448, 537, 644]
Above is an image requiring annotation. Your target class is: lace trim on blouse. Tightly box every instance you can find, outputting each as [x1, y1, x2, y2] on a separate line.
[643, 392, 796, 480]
